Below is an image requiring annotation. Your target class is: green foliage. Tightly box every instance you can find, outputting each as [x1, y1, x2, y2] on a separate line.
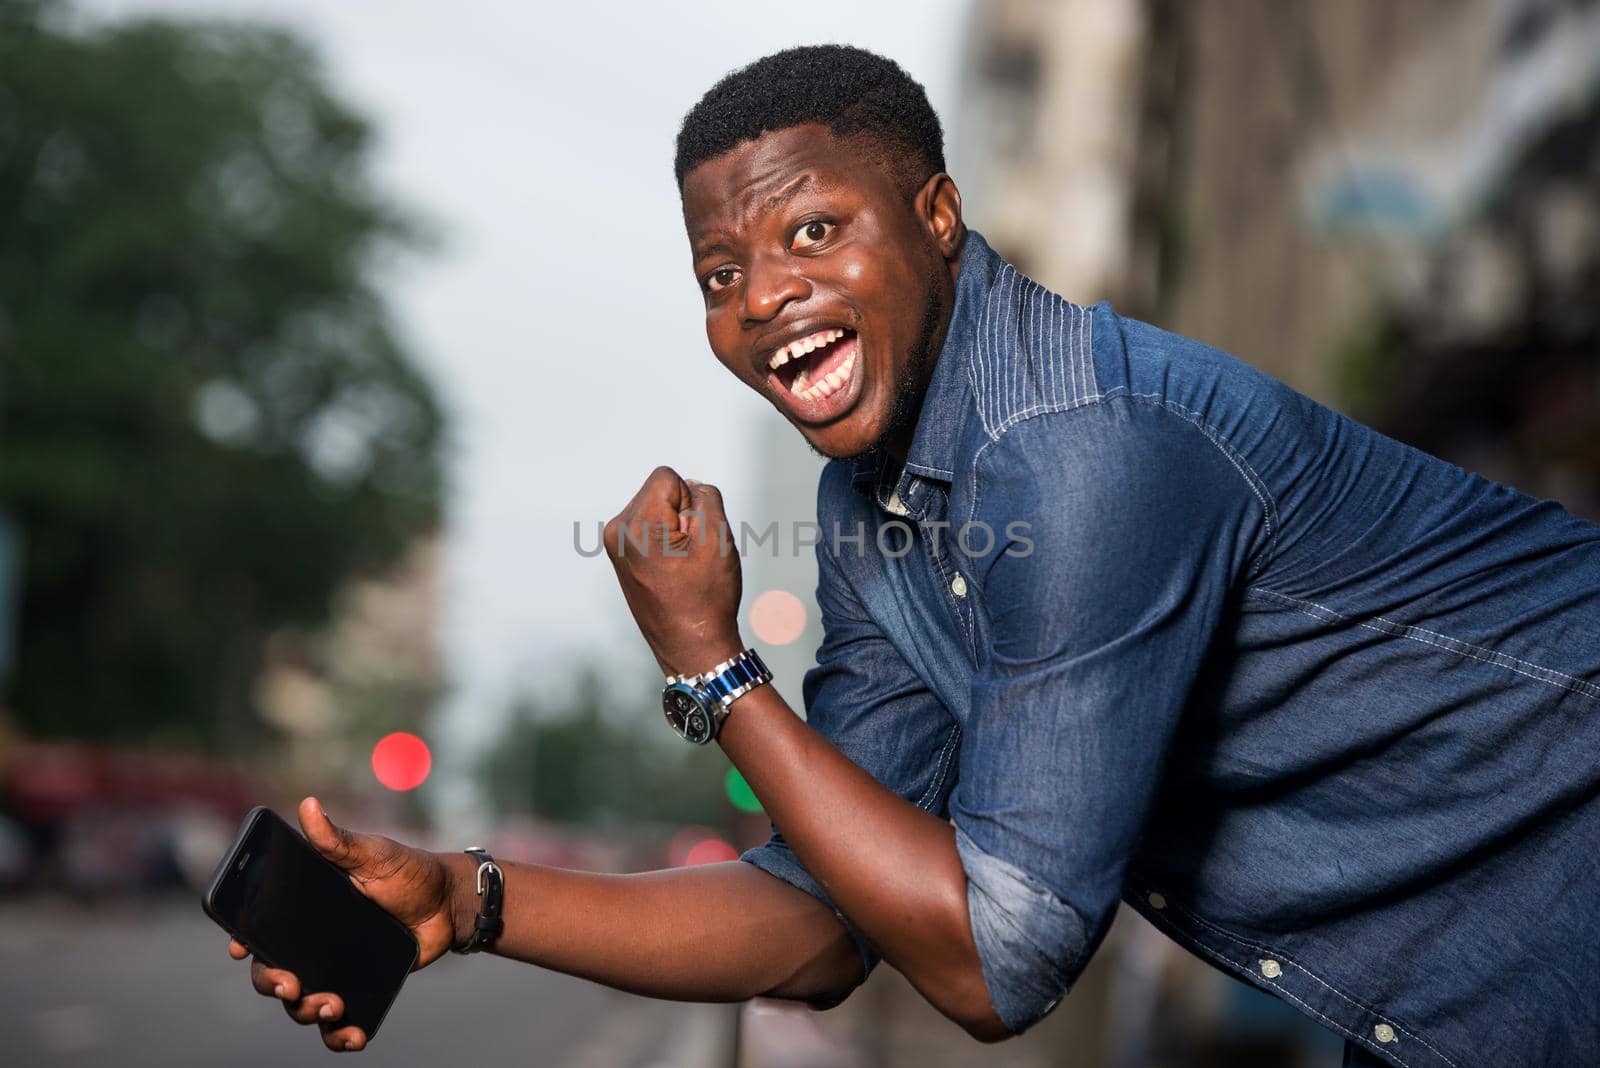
[481, 667, 734, 830]
[1331, 315, 1407, 422]
[0, 1, 447, 746]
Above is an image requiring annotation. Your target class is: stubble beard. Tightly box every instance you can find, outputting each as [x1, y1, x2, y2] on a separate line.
[800, 261, 947, 468]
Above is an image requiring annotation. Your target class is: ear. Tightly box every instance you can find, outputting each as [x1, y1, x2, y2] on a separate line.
[914, 172, 965, 262]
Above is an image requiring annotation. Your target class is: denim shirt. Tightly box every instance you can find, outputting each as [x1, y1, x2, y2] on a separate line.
[741, 230, 1600, 1067]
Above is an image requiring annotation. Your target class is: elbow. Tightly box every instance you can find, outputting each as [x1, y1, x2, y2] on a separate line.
[953, 825, 1091, 1041]
[967, 1022, 1014, 1045]
[927, 949, 1016, 1043]
[958, 1002, 1014, 1044]
[797, 963, 865, 1012]
[764, 924, 869, 1009]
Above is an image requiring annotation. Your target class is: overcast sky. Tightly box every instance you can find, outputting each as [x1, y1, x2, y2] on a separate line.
[81, 0, 971, 759]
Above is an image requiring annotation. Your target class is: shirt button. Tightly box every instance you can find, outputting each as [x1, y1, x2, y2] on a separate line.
[1259, 959, 1282, 979]
[1374, 1024, 1396, 1044]
[951, 573, 968, 597]
[1147, 892, 1167, 910]
[885, 491, 909, 516]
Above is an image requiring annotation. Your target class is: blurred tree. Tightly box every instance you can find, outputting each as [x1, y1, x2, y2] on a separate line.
[0, 0, 447, 747]
[481, 666, 733, 830]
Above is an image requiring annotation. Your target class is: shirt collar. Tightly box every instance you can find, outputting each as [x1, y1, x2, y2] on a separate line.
[850, 229, 1003, 502]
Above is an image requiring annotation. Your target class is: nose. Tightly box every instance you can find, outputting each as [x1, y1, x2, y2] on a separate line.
[740, 249, 811, 325]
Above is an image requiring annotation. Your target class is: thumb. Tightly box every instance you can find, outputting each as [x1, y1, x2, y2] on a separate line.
[680, 479, 727, 541]
[298, 796, 367, 872]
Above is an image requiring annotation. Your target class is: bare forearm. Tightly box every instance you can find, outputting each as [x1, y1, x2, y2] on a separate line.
[439, 853, 861, 1006]
[717, 686, 1006, 1039]
[594, 467, 1000, 1033]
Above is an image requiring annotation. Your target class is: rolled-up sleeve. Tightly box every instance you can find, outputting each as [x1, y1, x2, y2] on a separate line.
[742, 465, 963, 981]
[950, 400, 1267, 1033]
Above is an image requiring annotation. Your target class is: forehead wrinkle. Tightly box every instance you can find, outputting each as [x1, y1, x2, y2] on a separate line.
[687, 149, 840, 258]
[731, 163, 829, 224]
[762, 173, 814, 212]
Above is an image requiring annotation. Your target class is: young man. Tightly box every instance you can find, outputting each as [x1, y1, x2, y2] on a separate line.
[231, 46, 1600, 1067]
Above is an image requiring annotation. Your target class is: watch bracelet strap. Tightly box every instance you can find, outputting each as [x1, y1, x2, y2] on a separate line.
[454, 846, 504, 953]
[702, 650, 772, 708]
[666, 650, 771, 707]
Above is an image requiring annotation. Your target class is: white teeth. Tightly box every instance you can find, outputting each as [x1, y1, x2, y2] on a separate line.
[768, 329, 849, 371]
[791, 347, 857, 402]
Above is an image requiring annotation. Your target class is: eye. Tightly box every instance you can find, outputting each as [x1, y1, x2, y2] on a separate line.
[704, 266, 741, 293]
[791, 220, 835, 250]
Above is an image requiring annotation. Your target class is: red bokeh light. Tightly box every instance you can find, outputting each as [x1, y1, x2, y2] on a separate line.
[668, 825, 739, 867]
[668, 825, 714, 867]
[371, 732, 431, 791]
[749, 588, 808, 646]
[683, 837, 740, 866]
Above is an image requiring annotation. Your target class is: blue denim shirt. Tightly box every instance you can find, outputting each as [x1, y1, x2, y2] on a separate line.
[741, 230, 1600, 1067]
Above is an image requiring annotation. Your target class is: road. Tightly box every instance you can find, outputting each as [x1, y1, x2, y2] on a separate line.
[0, 896, 735, 1067]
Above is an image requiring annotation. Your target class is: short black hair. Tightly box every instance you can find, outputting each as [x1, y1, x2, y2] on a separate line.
[674, 44, 945, 194]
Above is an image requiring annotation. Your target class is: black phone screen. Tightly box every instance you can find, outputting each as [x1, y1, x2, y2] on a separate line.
[203, 807, 419, 1039]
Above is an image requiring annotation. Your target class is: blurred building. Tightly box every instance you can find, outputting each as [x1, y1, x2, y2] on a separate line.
[254, 533, 446, 814]
[957, 0, 1599, 448]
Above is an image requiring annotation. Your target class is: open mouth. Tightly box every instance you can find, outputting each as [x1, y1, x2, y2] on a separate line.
[766, 328, 860, 405]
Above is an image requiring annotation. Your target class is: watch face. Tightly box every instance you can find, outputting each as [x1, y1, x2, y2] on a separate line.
[662, 683, 714, 745]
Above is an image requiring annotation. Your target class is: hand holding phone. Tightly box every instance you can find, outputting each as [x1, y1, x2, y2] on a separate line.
[206, 798, 463, 1052]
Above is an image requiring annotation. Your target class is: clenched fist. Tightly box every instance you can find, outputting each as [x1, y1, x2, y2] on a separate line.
[603, 466, 744, 678]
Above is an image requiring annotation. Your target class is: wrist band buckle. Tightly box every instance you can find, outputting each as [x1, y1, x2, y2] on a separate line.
[455, 845, 505, 954]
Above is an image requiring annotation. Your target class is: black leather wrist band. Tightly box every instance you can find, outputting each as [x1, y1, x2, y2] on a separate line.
[453, 846, 504, 954]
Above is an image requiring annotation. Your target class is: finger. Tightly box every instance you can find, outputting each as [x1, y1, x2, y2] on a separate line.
[228, 939, 249, 960]
[636, 465, 691, 524]
[678, 479, 712, 534]
[321, 1024, 368, 1052]
[685, 480, 722, 511]
[285, 991, 346, 1026]
[298, 796, 364, 872]
[251, 960, 300, 1001]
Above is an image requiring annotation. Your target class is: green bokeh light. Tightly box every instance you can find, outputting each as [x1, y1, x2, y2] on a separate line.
[724, 767, 763, 814]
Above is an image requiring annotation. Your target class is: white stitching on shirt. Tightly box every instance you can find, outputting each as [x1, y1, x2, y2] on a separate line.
[1249, 586, 1600, 703]
[926, 524, 977, 648]
[1162, 896, 1458, 1067]
[963, 267, 1275, 567]
[1082, 297, 1097, 397]
[1062, 298, 1073, 405]
[1152, 923, 1415, 1068]
[915, 724, 962, 810]
[1063, 291, 1076, 406]
[974, 266, 1108, 440]
[1124, 392, 1278, 562]
[1051, 290, 1064, 409]
[967, 392, 1280, 579]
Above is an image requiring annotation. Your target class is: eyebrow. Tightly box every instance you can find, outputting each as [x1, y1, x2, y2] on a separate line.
[692, 234, 734, 265]
[691, 173, 822, 262]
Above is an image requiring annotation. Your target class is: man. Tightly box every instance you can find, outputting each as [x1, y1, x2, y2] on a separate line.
[231, 46, 1600, 1066]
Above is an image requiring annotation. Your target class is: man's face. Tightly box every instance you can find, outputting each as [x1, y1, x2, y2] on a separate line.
[681, 123, 958, 461]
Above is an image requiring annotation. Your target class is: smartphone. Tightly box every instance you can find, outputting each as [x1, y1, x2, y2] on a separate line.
[202, 805, 420, 1041]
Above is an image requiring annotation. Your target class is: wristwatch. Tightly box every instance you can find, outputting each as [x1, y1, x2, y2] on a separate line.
[661, 648, 772, 745]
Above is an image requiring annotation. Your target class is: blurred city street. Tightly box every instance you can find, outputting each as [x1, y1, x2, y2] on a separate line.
[0, 896, 735, 1067]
